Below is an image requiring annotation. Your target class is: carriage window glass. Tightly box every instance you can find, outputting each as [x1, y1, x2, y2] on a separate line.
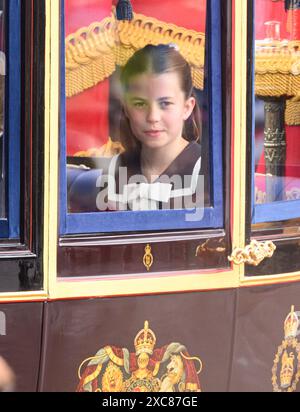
[0, 1, 5, 219]
[0, 0, 20, 239]
[253, 0, 300, 224]
[252, 217, 300, 238]
[61, 0, 224, 234]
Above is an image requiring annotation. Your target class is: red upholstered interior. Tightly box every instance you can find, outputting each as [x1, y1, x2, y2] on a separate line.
[65, 0, 112, 155]
[65, 0, 207, 155]
[255, 0, 288, 40]
[255, 0, 300, 40]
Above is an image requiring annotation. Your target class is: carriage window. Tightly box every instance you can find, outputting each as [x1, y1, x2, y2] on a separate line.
[252, 0, 300, 224]
[60, 0, 223, 235]
[0, 0, 20, 240]
[0, 0, 44, 292]
[0, 1, 5, 221]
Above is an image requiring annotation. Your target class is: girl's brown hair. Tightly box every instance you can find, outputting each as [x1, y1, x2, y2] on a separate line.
[119, 44, 202, 152]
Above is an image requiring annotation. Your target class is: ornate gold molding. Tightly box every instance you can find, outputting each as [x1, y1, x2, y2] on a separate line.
[228, 240, 276, 266]
[285, 99, 300, 125]
[65, 8, 206, 97]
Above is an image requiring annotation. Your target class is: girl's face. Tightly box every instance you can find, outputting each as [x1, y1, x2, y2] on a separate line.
[123, 72, 195, 151]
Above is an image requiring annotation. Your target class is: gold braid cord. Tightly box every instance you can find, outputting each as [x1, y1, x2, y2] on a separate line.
[255, 41, 300, 125]
[66, 16, 116, 97]
[65, 9, 206, 97]
[285, 99, 300, 125]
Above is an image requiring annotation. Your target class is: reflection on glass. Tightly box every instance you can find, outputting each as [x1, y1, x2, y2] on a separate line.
[264, 20, 281, 42]
[0, 2, 6, 219]
[254, 0, 300, 205]
[252, 217, 300, 238]
[64, 0, 209, 214]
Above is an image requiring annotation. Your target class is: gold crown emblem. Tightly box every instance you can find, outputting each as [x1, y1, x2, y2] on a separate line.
[284, 306, 299, 339]
[280, 350, 295, 389]
[134, 321, 156, 356]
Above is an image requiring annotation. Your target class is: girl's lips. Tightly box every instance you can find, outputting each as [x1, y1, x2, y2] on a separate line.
[144, 130, 164, 137]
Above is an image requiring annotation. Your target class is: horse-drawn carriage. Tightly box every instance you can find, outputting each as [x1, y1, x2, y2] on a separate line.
[0, 0, 300, 392]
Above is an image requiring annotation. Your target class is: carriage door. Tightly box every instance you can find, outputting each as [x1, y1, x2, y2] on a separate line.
[0, 0, 45, 392]
[229, 0, 300, 392]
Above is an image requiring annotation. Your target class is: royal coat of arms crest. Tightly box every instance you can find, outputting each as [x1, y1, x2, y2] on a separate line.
[272, 306, 300, 392]
[77, 321, 203, 392]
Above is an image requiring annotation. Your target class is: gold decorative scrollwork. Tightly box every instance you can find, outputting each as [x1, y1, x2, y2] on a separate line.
[228, 240, 276, 266]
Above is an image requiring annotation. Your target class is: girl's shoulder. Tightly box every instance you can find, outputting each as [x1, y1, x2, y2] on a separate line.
[108, 150, 141, 178]
[185, 141, 202, 158]
[163, 141, 202, 178]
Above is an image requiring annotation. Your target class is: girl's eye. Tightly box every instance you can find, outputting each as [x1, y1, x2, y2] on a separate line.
[132, 101, 146, 108]
[160, 101, 172, 109]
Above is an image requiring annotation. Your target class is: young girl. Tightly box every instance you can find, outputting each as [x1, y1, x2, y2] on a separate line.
[105, 44, 203, 212]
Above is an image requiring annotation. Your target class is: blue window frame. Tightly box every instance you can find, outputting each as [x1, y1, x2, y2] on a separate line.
[60, 0, 224, 235]
[251, 1, 300, 225]
[0, 0, 20, 239]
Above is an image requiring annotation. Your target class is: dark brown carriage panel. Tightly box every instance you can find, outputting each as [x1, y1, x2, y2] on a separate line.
[39, 290, 236, 392]
[0, 302, 44, 392]
[230, 281, 300, 392]
[57, 232, 229, 277]
[245, 237, 300, 276]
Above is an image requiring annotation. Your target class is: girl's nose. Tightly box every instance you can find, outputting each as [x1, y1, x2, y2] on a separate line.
[146, 104, 160, 123]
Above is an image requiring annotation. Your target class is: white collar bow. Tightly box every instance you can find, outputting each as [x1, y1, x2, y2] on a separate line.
[107, 154, 201, 211]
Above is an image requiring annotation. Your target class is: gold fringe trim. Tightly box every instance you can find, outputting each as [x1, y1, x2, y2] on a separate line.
[285, 99, 300, 126]
[255, 42, 300, 125]
[255, 72, 300, 98]
[255, 42, 300, 98]
[65, 8, 205, 97]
